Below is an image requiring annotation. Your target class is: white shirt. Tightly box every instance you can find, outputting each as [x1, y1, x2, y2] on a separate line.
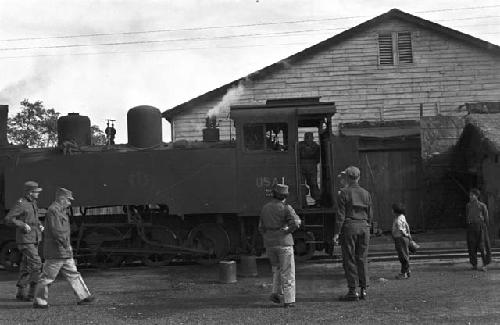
[392, 214, 409, 238]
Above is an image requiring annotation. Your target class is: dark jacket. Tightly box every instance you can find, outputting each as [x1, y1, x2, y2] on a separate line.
[5, 197, 42, 244]
[259, 198, 301, 247]
[466, 200, 489, 225]
[298, 140, 320, 164]
[43, 201, 73, 259]
[335, 183, 372, 234]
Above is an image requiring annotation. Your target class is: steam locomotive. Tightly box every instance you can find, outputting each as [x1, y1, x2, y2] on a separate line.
[0, 98, 342, 269]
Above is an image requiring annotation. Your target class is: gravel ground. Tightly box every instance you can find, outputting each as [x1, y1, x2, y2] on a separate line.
[0, 259, 499, 325]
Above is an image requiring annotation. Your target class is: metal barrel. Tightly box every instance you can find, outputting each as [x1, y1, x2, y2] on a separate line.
[238, 255, 258, 277]
[218, 260, 237, 283]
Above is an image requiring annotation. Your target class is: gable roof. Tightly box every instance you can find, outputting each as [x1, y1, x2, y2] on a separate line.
[163, 8, 500, 121]
[465, 113, 500, 153]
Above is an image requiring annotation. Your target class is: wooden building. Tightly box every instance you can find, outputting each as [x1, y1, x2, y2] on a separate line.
[163, 9, 500, 230]
[453, 107, 500, 243]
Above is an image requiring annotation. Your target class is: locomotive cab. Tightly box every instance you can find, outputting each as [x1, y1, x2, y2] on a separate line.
[231, 97, 337, 260]
[231, 97, 336, 212]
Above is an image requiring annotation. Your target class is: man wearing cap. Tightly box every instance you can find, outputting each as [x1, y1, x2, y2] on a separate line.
[333, 166, 372, 301]
[33, 188, 94, 309]
[259, 184, 302, 308]
[298, 132, 321, 206]
[4, 181, 44, 301]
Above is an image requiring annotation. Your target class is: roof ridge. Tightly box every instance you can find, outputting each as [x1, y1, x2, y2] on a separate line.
[163, 8, 500, 121]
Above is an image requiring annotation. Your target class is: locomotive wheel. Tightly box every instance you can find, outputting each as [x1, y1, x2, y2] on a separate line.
[293, 231, 315, 262]
[141, 225, 178, 267]
[82, 226, 124, 268]
[0, 241, 21, 272]
[187, 223, 230, 265]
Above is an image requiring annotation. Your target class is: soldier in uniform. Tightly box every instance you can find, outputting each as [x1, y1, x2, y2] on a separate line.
[259, 184, 301, 308]
[4, 181, 44, 301]
[466, 188, 491, 272]
[33, 188, 94, 309]
[333, 166, 372, 301]
[298, 132, 321, 205]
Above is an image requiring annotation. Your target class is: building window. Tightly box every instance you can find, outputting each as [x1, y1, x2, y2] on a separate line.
[243, 123, 288, 152]
[378, 32, 413, 66]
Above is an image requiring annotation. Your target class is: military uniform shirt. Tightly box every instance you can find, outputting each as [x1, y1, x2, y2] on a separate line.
[4, 197, 42, 244]
[43, 201, 73, 259]
[259, 198, 301, 247]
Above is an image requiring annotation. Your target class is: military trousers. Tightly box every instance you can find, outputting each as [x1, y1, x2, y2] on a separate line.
[340, 222, 370, 289]
[16, 243, 42, 296]
[300, 163, 320, 201]
[267, 245, 295, 304]
[467, 222, 491, 267]
[34, 258, 91, 306]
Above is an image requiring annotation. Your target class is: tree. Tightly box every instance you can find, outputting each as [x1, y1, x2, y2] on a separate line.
[91, 125, 106, 145]
[7, 99, 107, 148]
[7, 99, 59, 148]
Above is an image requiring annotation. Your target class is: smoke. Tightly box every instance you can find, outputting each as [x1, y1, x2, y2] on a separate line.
[207, 81, 245, 119]
[0, 58, 57, 109]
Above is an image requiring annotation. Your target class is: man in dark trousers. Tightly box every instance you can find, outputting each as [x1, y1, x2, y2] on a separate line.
[298, 132, 321, 205]
[259, 184, 301, 308]
[333, 166, 372, 301]
[33, 188, 94, 309]
[466, 188, 491, 272]
[4, 181, 44, 301]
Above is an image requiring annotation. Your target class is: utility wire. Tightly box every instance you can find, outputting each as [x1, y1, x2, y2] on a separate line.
[1, 4, 500, 43]
[0, 18, 499, 53]
[2, 28, 500, 61]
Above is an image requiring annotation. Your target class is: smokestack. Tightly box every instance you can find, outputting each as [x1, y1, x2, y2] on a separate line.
[0, 105, 8, 146]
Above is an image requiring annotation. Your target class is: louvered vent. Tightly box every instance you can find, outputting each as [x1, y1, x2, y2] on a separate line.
[397, 32, 413, 64]
[378, 34, 394, 65]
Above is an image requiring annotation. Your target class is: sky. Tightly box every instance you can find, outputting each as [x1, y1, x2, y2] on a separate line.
[0, 0, 499, 143]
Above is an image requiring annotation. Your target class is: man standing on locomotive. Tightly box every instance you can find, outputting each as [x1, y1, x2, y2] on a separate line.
[33, 188, 94, 309]
[333, 166, 372, 301]
[5, 181, 44, 302]
[298, 132, 321, 206]
[259, 184, 301, 308]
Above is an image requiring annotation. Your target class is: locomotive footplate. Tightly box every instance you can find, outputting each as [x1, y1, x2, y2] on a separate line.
[85, 246, 211, 255]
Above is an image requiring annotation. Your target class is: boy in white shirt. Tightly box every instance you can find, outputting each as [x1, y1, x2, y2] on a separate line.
[391, 203, 411, 279]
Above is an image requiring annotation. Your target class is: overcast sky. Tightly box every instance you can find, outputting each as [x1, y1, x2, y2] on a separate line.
[1, 0, 499, 143]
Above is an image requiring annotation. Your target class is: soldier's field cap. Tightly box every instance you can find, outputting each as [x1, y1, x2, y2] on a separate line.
[56, 187, 74, 200]
[24, 181, 42, 193]
[273, 184, 289, 196]
[345, 166, 361, 179]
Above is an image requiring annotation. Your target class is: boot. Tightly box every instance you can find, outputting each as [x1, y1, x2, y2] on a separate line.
[359, 287, 367, 300]
[15, 288, 30, 302]
[340, 288, 359, 301]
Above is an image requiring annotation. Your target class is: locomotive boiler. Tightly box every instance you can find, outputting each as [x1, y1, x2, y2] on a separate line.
[0, 98, 342, 269]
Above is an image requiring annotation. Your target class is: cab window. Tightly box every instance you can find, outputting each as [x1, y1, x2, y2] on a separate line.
[243, 123, 288, 152]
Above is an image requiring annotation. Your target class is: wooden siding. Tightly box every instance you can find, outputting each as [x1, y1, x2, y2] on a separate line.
[171, 17, 500, 142]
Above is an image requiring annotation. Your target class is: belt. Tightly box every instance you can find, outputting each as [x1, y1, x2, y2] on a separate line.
[263, 227, 283, 231]
[344, 219, 368, 223]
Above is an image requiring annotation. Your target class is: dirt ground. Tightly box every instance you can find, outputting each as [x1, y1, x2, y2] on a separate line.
[0, 259, 499, 325]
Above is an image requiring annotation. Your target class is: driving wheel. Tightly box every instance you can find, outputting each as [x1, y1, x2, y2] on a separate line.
[187, 223, 230, 265]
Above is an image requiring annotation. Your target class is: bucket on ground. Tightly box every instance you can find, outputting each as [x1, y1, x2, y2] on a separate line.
[219, 260, 237, 283]
[239, 255, 258, 277]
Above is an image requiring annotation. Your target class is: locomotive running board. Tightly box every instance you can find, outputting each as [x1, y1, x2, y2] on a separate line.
[85, 246, 210, 255]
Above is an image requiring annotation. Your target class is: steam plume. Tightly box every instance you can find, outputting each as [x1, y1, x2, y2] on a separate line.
[207, 81, 245, 118]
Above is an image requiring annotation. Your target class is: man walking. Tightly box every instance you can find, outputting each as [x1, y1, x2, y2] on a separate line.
[33, 188, 94, 309]
[5, 181, 44, 301]
[466, 188, 491, 272]
[259, 184, 301, 308]
[333, 166, 372, 301]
